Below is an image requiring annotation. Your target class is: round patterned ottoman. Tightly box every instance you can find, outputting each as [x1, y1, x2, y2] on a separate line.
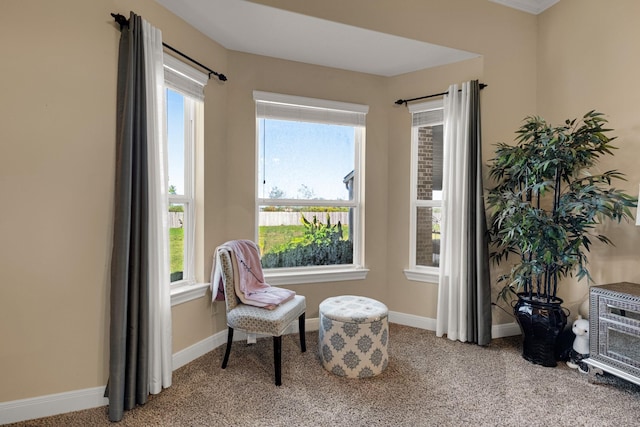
[318, 295, 389, 378]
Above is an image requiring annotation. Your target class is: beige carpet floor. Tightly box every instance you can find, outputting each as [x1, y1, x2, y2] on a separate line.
[8, 324, 640, 426]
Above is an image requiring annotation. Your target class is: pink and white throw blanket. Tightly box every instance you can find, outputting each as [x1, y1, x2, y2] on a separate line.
[211, 240, 295, 309]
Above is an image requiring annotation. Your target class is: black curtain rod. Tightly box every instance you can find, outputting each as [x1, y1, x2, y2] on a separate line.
[111, 13, 227, 82]
[395, 83, 486, 106]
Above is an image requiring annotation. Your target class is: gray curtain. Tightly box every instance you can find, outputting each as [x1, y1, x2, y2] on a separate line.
[466, 80, 491, 346]
[105, 12, 150, 422]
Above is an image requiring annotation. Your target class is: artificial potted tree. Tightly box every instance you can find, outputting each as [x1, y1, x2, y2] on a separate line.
[487, 111, 637, 367]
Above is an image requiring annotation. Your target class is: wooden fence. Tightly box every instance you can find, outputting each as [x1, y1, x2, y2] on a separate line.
[168, 211, 350, 228]
[259, 211, 350, 226]
[169, 212, 184, 228]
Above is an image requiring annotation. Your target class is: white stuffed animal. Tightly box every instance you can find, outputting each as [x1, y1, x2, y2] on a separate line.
[566, 316, 589, 372]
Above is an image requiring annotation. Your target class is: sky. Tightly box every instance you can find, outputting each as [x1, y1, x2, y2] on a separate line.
[167, 89, 356, 201]
[167, 89, 185, 195]
[258, 119, 355, 201]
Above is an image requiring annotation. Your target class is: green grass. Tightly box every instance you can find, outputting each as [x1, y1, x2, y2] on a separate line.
[259, 225, 305, 254]
[171, 225, 353, 271]
[259, 224, 350, 255]
[170, 227, 183, 274]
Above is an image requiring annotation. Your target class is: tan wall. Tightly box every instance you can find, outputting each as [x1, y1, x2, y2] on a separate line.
[225, 51, 390, 317]
[0, 0, 228, 402]
[387, 58, 487, 319]
[5, 0, 637, 408]
[254, 0, 539, 322]
[537, 0, 640, 312]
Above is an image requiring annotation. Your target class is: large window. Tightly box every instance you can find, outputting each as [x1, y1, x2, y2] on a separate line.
[405, 100, 443, 283]
[254, 91, 368, 284]
[164, 55, 206, 291]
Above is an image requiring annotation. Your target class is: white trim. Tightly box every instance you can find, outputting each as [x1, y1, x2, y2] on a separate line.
[353, 127, 366, 268]
[255, 95, 366, 270]
[257, 198, 356, 208]
[492, 322, 522, 338]
[408, 99, 443, 114]
[172, 329, 225, 370]
[389, 311, 521, 339]
[408, 101, 444, 273]
[163, 54, 208, 101]
[166, 86, 201, 292]
[264, 267, 369, 286]
[170, 282, 209, 306]
[184, 96, 197, 284]
[253, 91, 369, 114]
[164, 55, 208, 86]
[0, 314, 518, 424]
[0, 387, 109, 425]
[636, 184, 640, 226]
[403, 268, 439, 284]
[389, 310, 438, 330]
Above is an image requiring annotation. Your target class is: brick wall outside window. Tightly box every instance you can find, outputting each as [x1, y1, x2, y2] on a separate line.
[416, 126, 434, 266]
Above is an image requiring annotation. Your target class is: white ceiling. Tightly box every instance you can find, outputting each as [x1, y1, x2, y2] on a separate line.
[490, 0, 560, 14]
[155, 0, 558, 77]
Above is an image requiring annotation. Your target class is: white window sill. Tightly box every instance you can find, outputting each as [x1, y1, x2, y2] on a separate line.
[170, 281, 209, 306]
[264, 266, 369, 286]
[403, 268, 439, 284]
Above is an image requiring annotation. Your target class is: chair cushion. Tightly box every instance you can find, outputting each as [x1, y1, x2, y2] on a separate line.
[227, 295, 306, 336]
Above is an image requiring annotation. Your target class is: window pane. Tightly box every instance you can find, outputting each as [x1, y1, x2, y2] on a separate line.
[258, 206, 353, 268]
[258, 119, 355, 201]
[169, 202, 185, 282]
[416, 125, 443, 201]
[167, 88, 185, 196]
[416, 206, 441, 267]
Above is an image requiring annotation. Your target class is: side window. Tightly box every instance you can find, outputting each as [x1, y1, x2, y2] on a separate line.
[406, 100, 443, 281]
[253, 91, 368, 279]
[164, 55, 206, 286]
[166, 89, 195, 283]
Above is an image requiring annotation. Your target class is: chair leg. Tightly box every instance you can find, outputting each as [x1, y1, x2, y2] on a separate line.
[221, 327, 234, 369]
[273, 335, 282, 386]
[298, 312, 306, 352]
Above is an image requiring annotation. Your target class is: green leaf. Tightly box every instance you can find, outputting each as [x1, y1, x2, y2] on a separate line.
[487, 110, 634, 300]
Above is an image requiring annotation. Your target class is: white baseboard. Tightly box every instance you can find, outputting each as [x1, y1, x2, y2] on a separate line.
[491, 321, 522, 338]
[172, 330, 226, 371]
[0, 386, 108, 425]
[389, 310, 438, 330]
[388, 311, 521, 339]
[0, 315, 516, 424]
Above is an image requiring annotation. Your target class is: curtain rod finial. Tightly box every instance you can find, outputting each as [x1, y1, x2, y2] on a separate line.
[209, 72, 228, 82]
[111, 13, 129, 30]
[395, 99, 406, 106]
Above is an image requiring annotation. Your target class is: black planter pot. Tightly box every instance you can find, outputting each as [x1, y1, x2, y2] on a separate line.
[513, 293, 568, 367]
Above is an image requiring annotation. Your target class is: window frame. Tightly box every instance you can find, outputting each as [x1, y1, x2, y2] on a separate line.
[404, 99, 443, 283]
[167, 90, 196, 286]
[253, 91, 369, 285]
[163, 55, 209, 304]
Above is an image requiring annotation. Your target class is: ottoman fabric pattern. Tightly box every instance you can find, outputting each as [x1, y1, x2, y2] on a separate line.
[319, 296, 389, 378]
